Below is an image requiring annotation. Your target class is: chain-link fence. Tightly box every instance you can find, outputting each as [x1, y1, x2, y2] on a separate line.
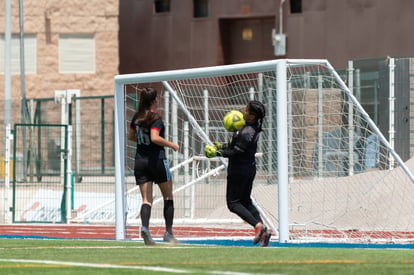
[348, 56, 414, 162]
[0, 94, 116, 224]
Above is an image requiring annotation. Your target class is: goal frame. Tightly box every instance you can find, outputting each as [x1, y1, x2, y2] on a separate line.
[113, 59, 414, 241]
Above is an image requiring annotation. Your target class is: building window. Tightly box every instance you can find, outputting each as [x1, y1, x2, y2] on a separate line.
[194, 0, 209, 18]
[59, 34, 95, 74]
[0, 34, 37, 74]
[290, 0, 302, 13]
[154, 0, 170, 13]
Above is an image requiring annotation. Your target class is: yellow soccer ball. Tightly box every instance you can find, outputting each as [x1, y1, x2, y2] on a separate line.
[223, 110, 245, 132]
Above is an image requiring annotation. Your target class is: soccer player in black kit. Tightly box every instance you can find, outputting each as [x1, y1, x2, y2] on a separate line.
[205, 100, 271, 247]
[128, 88, 179, 245]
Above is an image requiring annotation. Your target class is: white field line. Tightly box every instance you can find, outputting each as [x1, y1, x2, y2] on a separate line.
[0, 258, 189, 273]
[0, 245, 197, 250]
[0, 258, 283, 275]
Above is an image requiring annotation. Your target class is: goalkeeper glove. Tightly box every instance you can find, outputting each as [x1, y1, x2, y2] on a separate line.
[204, 145, 217, 158]
[204, 145, 222, 158]
[213, 141, 222, 150]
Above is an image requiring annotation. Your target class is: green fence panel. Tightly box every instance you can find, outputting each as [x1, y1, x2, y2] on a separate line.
[12, 123, 68, 223]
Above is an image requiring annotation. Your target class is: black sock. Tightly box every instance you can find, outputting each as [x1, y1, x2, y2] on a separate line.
[163, 200, 174, 234]
[140, 203, 151, 228]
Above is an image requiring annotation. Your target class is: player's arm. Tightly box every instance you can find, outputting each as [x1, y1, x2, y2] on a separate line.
[218, 142, 245, 158]
[128, 113, 139, 142]
[151, 128, 179, 151]
[218, 128, 252, 158]
[127, 126, 136, 141]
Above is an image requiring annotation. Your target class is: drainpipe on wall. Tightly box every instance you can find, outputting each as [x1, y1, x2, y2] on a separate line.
[273, 0, 286, 56]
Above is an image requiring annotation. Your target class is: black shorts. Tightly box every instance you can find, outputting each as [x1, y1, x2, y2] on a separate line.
[134, 156, 172, 185]
[226, 163, 256, 204]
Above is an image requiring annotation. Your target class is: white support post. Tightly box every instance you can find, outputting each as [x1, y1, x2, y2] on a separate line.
[28, 99, 35, 182]
[114, 81, 126, 240]
[203, 89, 209, 135]
[191, 158, 197, 219]
[164, 91, 170, 143]
[172, 99, 178, 178]
[287, 82, 293, 182]
[266, 88, 274, 184]
[66, 90, 76, 221]
[277, 60, 289, 243]
[75, 94, 81, 182]
[55, 89, 80, 223]
[203, 89, 210, 184]
[4, 0, 12, 139]
[183, 122, 190, 217]
[304, 71, 311, 89]
[67, 123, 72, 222]
[4, 124, 12, 224]
[348, 61, 354, 176]
[58, 94, 68, 220]
[258, 73, 263, 102]
[389, 58, 395, 169]
[355, 68, 361, 101]
[249, 87, 255, 100]
[257, 73, 264, 155]
[317, 76, 323, 177]
[355, 68, 362, 130]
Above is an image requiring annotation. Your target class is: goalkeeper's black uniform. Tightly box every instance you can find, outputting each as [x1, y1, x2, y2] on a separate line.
[218, 122, 263, 228]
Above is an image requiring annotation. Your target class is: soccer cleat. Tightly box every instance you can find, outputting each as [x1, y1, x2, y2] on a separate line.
[140, 226, 156, 245]
[260, 231, 272, 247]
[163, 231, 179, 244]
[253, 223, 267, 245]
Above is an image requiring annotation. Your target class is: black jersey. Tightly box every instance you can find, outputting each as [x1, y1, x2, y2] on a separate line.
[220, 122, 260, 166]
[130, 115, 166, 159]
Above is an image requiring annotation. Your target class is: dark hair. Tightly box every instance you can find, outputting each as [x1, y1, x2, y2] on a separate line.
[248, 100, 266, 132]
[136, 88, 160, 128]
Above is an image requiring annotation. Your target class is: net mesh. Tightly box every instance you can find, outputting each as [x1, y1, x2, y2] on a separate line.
[120, 61, 414, 243]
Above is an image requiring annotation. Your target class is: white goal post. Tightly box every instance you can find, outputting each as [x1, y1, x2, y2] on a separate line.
[114, 59, 414, 243]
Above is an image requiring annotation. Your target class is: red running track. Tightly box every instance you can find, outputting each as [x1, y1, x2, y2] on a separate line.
[3, 225, 412, 242]
[0, 225, 254, 240]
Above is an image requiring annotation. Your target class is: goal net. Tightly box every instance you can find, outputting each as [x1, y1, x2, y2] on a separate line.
[114, 59, 414, 243]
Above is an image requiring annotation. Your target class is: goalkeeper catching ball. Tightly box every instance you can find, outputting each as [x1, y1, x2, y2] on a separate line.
[204, 100, 271, 247]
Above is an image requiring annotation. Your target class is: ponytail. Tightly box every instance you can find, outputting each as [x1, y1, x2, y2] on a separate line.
[248, 100, 266, 132]
[136, 88, 160, 128]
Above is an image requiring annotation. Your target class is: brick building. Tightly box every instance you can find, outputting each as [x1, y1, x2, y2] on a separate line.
[119, 0, 414, 73]
[0, 0, 119, 99]
[3, 0, 414, 99]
